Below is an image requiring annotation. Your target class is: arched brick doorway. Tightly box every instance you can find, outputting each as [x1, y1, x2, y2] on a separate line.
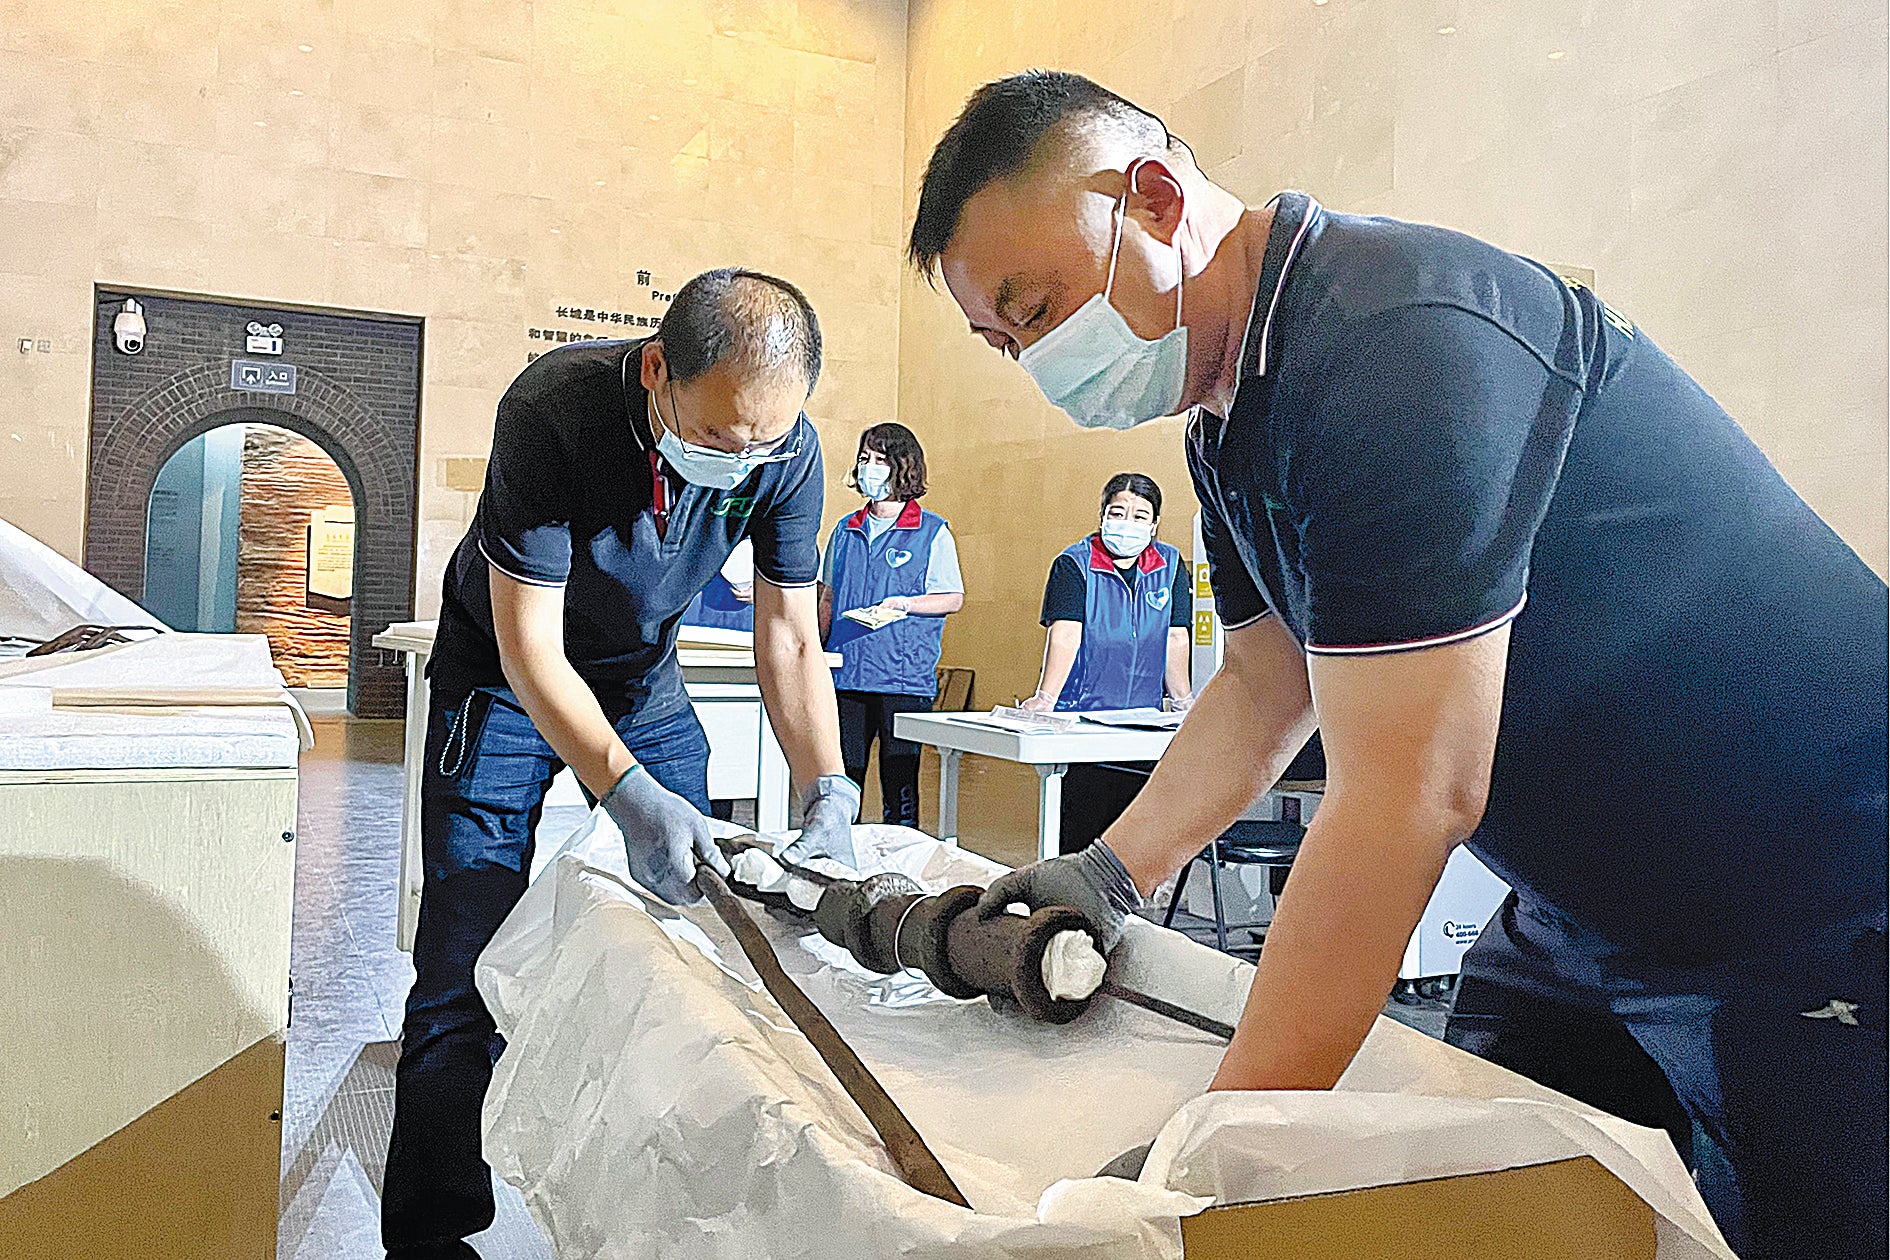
[87, 291, 419, 717]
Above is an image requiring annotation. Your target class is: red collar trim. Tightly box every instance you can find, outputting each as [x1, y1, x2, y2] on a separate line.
[1088, 534, 1166, 574]
[846, 501, 922, 532]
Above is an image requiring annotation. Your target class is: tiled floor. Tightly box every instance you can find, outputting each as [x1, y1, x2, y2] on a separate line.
[278, 716, 1450, 1258]
[279, 717, 550, 1260]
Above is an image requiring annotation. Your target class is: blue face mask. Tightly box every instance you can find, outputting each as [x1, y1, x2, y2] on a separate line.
[1017, 177, 1188, 430]
[856, 462, 891, 501]
[1099, 518, 1155, 559]
[650, 389, 791, 491]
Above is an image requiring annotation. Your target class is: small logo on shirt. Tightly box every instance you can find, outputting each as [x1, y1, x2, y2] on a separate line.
[712, 497, 755, 519]
[1801, 999, 1862, 1027]
[885, 549, 913, 568]
[1147, 588, 1170, 610]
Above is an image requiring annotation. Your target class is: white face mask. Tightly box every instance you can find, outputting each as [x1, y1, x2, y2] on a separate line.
[1017, 176, 1188, 430]
[1099, 518, 1155, 558]
[856, 462, 891, 501]
[650, 389, 792, 491]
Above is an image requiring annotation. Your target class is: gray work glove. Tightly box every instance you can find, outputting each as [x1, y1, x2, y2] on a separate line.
[601, 765, 730, 904]
[778, 774, 862, 868]
[975, 840, 1143, 952]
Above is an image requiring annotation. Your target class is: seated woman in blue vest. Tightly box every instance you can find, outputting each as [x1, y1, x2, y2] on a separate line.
[818, 423, 965, 827]
[1021, 471, 1194, 853]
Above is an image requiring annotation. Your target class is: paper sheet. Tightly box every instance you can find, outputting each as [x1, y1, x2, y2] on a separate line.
[0, 517, 165, 642]
[477, 821, 1735, 1260]
[840, 604, 907, 631]
[1077, 707, 1184, 731]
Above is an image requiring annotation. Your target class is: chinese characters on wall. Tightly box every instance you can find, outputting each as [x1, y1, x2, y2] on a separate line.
[525, 268, 674, 362]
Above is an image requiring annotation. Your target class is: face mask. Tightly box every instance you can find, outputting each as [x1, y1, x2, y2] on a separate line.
[650, 390, 783, 491]
[1018, 175, 1188, 430]
[856, 462, 891, 501]
[1099, 519, 1154, 558]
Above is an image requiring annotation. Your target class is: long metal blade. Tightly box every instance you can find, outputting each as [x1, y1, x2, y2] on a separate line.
[694, 865, 972, 1208]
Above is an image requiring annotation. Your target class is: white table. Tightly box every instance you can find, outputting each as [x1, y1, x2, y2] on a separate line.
[373, 619, 814, 951]
[894, 711, 1180, 862]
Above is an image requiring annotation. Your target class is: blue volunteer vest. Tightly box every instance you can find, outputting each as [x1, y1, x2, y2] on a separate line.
[682, 574, 755, 632]
[825, 502, 948, 696]
[1057, 535, 1180, 712]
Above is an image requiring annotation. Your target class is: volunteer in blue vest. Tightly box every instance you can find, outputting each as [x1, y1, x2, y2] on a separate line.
[682, 538, 756, 634]
[906, 71, 1886, 1259]
[1019, 471, 1192, 852]
[818, 423, 963, 827]
[383, 269, 862, 1260]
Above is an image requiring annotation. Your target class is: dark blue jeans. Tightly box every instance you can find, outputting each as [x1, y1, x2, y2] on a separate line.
[1446, 894, 1887, 1260]
[382, 687, 710, 1251]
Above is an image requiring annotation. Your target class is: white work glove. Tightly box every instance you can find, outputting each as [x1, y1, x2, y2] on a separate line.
[779, 773, 861, 868]
[1166, 692, 1195, 713]
[1018, 691, 1057, 713]
[877, 596, 911, 613]
[975, 840, 1143, 952]
[601, 765, 730, 904]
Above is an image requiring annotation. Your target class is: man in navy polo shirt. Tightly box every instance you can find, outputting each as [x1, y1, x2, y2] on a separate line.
[908, 72, 1886, 1258]
[382, 269, 861, 1259]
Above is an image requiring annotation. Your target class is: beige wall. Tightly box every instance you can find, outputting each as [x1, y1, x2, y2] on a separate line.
[898, 0, 1885, 846]
[0, 0, 908, 615]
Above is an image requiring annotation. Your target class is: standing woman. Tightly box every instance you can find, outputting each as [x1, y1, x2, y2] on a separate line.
[1022, 471, 1194, 852]
[819, 423, 965, 827]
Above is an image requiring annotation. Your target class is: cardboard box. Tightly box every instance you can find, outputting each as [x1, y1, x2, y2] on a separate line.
[1182, 1154, 1656, 1259]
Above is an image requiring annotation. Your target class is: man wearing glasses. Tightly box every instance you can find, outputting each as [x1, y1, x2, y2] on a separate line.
[383, 268, 859, 1259]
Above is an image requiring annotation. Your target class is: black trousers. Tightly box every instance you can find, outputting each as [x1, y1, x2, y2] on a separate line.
[1058, 762, 1155, 855]
[835, 689, 932, 827]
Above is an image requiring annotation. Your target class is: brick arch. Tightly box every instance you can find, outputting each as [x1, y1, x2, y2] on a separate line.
[87, 327, 418, 716]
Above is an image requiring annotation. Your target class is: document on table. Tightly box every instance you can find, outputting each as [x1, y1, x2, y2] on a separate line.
[1076, 707, 1184, 731]
[946, 706, 1080, 736]
[840, 604, 907, 631]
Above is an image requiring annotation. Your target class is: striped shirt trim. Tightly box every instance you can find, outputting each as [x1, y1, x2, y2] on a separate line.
[1306, 593, 1526, 657]
[755, 571, 818, 590]
[1221, 608, 1275, 632]
[1254, 195, 1319, 378]
[478, 536, 567, 589]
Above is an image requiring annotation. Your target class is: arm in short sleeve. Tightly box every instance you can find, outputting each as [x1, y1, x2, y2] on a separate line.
[751, 425, 825, 588]
[1168, 560, 1192, 628]
[1291, 305, 1578, 655]
[473, 392, 574, 586]
[924, 525, 964, 594]
[1039, 552, 1088, 626]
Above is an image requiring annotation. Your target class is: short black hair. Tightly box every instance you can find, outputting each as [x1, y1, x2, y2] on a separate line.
[851, 422, 928, 500]
[908, 70, 1174, 281]
[1101, 471, 1162, 518]
[657, 267, 822, 393]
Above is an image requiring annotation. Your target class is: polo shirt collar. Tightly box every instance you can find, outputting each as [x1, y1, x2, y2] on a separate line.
[1238, 191, 1320, 382]
[620, 338, 655, 454]
[1088, 533, 1164, 575]
[845, 500, 923, 533]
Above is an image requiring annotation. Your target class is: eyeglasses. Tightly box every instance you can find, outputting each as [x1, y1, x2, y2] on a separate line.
[658, 383, 801, 464]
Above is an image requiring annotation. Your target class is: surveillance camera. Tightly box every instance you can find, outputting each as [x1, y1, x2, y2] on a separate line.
[113, 298, 146, 355]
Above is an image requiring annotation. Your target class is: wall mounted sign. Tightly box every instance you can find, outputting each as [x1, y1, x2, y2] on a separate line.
[246, 321, 284, 355]
[233, 359, 296, 394]
[306, 504, 354, 613]
[525, 269, 674, 363]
